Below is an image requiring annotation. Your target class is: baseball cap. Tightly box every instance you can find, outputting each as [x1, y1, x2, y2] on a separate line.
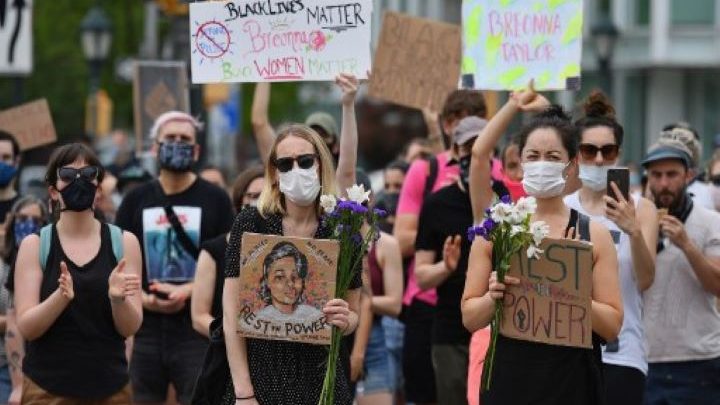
[453, 116, 488, 146]
[641, 142, 692, 168]
[305, 112, 338, 138]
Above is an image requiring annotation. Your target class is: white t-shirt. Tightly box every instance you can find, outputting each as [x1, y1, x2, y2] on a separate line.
[643, 205, 720, 362]
[688, 181, 714, 210]
[565, 192, 647, 374]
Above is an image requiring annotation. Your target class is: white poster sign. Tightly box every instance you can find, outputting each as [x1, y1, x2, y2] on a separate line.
[189, 0, 373, 83]
[0, 0, 32, 75]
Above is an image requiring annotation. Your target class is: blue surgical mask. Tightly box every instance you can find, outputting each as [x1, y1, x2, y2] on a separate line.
[158, 142, 194, 172]
[14, 218, 41, 246]
[0, 162, 18, 188]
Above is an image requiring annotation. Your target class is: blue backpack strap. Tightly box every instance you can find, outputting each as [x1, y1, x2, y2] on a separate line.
[39, 224, 53, 271]
[107, 224, 124, 263]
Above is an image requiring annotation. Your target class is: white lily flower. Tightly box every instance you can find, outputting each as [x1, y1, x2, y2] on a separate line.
[510, 225, 524, 236]
[515, 197, 537, 218]
[529, 221, 550, 246]
[527, 244, 544, 260]
[491, 203, 513, 223]
[320, 194, 337, 214]
[507, 207, 524, 225]
[347, 184, 371, 204]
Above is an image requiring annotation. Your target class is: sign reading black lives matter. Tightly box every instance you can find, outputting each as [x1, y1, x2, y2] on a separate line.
[189, 0, 373, 83]
[237, 233, 339, 345]
[500, 238, 593, 349]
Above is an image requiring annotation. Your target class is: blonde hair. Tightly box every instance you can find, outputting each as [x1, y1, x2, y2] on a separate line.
[256, 124, 338, 217]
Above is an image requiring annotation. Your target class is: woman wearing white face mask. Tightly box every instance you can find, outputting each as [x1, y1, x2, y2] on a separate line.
[563, 91, 657, 405]
[220, 76, 362, 405]
[462, 105, 623, 405]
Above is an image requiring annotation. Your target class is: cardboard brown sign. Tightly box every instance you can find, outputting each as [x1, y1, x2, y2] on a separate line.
[237, 233, 339, 345]
[500, 238, 593, 349]
[133, 61, 189, 151]
[368, 11, 462, 112]
[0, 99, 56, 151]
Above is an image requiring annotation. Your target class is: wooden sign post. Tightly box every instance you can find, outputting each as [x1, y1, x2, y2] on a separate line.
[500, 238, 593, 349]
[369, 12, 462, 112]
[237, 233, 339, 345]
[0, 99, 57, 151]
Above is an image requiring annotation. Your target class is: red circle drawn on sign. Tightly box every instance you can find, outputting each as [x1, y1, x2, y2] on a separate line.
[194, 21, 231, 59]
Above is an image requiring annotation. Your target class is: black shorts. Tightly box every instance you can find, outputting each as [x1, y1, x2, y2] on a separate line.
[130, 314, 207, 405]
[402, 300, 437, 403]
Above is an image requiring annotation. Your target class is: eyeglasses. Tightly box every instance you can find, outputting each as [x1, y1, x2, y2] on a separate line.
[58, 166, 99, 183]
[274, 154, 317, 173]
[16, 214, 43, 223]
[578, 143, 619, 161]
[710, 175, 720, 186]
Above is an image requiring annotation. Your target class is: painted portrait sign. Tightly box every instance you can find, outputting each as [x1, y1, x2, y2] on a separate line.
[237, 232, 339, 345]
[500, 238, 593, 349]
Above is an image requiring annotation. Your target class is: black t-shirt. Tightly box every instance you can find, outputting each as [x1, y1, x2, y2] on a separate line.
[415, 183, 473, 345]
[115, 177, 234, 333]
[200, 233, 228, 320]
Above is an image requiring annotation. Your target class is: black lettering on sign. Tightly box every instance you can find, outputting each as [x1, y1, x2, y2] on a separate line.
[226, 0, 306, 22]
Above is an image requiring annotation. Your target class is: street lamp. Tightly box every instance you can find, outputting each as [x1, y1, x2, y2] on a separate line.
[80, 3, 112, 137]
[591, 13, 619, 97]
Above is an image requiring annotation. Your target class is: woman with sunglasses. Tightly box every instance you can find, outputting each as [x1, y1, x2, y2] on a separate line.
[462, 104, 623, 405]
[14, 143, 143, 403]
[564, 91, 658, 404]
[1, 196, 48, 404]
[222, 74, 361, 405]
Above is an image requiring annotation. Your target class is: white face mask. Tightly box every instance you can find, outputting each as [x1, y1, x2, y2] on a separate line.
[279, 167, 321, 206]
[579, 164, 613, 192]
[522, 161, 568, 198]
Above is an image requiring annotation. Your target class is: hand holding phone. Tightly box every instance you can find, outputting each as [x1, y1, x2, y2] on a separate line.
[607, 168, 630, 202]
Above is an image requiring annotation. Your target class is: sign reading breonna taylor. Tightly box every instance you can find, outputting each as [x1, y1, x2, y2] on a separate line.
[189, 0, 373, 83]
[237, 233, 339, 345]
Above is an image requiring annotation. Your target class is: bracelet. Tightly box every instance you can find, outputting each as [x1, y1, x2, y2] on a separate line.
[236, 395, 255, 400]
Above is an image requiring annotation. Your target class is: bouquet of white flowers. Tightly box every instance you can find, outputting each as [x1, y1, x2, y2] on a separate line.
[467, 195, 549, 391]
[317, 185, 384, 405]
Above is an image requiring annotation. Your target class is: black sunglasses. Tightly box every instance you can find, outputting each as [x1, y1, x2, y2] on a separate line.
[579, 143, 619, 161]
[274, 154, 317, 173]
[711, 175, 720, 186]
[58, 166, 99, 183]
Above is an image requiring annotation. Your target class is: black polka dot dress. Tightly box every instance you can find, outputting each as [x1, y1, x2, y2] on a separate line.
[221, 207, 361, 405]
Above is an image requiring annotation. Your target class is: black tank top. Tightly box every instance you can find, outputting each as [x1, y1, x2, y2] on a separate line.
[482, 209, 605, 405]
[200, 233, 227, 319]
[24, 223, 128, 399]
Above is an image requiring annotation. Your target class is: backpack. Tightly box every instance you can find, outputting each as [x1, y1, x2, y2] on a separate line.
[39, 224, 124, 270]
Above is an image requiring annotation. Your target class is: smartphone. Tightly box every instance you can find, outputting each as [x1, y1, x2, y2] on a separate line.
[607, 168, 630, 201]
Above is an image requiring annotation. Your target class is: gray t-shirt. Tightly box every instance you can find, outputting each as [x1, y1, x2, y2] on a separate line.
[644, 205, 720, 362]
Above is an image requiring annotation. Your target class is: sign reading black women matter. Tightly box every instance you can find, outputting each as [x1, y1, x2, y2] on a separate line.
[237, 233, 339, 345]
[500, 238, 593, 349]
[189, 0, 373, 83]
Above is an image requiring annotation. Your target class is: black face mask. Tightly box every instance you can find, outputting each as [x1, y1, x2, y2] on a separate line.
[59, 177, 97, 212]
[158, 142, 194, 172]
[459, 155, 471, 190]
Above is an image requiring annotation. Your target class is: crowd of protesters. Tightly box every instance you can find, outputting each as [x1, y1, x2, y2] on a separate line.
[0, 71, 718, 405]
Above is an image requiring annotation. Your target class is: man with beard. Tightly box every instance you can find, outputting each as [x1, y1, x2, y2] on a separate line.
[115, 111, 234, 405]
[641, 139, 720, 404]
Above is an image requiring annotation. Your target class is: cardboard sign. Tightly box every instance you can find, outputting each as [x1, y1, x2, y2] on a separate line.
[368, 12, 462, 112]
[0, 0, 32, 75]
[237, 233, 339, 345]
[0, 99, 56, 151]
[500, 238, 593, 349]
[133, 61, 190, 150]
[188, 0, 373, 83]
[461, 0, 584, 90]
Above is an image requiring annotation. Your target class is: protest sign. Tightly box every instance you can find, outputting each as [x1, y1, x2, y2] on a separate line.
[237, 233, 339, 345]
[368, 12, 461, 112]
[500, 238, 593, 349]
[188, 0, 373, 83]
[0, 99, 56, 151]
[133, 61, 189, 150]
[462, 0, 584, 90]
